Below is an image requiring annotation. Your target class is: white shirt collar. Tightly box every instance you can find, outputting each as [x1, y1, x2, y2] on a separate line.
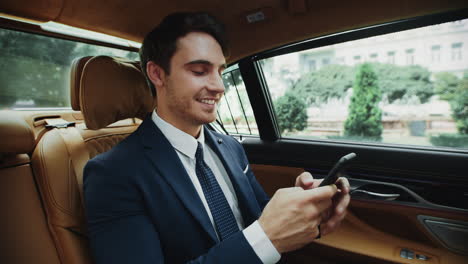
[151, 110, 205, 160]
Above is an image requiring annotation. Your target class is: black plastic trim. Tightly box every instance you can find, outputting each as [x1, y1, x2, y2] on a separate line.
[242, 137, 468, 182]
[350, 178, 468, 212]
[238, 58, 279, 141]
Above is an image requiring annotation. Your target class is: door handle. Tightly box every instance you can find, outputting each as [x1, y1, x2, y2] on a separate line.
[351, 189, 400, 200]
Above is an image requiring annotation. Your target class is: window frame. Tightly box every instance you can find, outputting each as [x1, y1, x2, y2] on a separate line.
[234, 8, 468, 153]
[0, 17, 139, 52]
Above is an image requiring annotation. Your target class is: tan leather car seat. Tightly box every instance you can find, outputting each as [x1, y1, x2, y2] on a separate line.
[0, 111, 61, 264]
[31, 56, 155, 264]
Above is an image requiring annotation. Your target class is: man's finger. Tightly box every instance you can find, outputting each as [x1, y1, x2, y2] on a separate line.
[321, 218, 343, 236]
[315, 198, 333, 214]
[301, 184, 338, 202]
[335, 177, 350, 194]
[295, 172, 314, 188]
[312, 179, 323, 188]
[333, 189, 351, 215]
[280, 186, 304, 194]
[320, 192, 350, 234]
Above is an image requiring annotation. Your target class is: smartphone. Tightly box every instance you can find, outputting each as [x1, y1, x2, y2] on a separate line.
[318, 153, 357, 187]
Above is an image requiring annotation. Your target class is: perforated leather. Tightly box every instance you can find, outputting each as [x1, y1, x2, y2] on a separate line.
[86, 133, 131, 159]
[31, 124, 137, 264]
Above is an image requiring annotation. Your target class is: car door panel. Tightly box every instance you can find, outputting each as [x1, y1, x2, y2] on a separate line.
[250, 163, 468, 264]
[243, 133, 468, 264]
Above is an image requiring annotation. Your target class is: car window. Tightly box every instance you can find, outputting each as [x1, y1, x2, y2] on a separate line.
[0, 28, 139, 109]
[213, 63, 259, 136]
[259, 18, 468, 150]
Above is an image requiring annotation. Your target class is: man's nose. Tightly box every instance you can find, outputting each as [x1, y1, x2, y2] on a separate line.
[207, 73, 225, 93]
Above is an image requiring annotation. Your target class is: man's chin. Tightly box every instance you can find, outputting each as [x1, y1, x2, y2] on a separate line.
[200, 116, 217, 125]
[189, 113, 217, 126]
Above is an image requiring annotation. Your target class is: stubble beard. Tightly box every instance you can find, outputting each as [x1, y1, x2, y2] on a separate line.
[167, 89, 215, 127]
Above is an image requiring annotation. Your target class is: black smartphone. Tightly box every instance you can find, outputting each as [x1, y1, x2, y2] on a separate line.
[318, 153, 357, 187]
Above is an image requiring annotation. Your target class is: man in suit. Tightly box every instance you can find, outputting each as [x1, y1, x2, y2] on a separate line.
[84, 12, 350, 264]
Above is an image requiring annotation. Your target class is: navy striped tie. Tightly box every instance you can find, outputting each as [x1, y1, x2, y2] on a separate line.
[195, 142, 239, 241]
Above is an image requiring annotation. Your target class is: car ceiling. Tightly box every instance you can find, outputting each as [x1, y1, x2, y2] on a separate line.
[0, 0, 467, 62]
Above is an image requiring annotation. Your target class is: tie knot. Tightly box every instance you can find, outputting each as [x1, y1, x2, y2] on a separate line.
[196, 142, 204, 161]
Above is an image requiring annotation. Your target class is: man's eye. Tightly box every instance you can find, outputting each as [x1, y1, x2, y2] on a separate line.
[192, 71, 205, 76]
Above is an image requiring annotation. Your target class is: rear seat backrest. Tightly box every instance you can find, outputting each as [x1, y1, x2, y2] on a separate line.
[31, 56, 155, 264]
[0, 111, 61, 264]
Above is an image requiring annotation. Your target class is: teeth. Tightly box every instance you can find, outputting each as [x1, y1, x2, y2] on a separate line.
[200, 99, 215, 105]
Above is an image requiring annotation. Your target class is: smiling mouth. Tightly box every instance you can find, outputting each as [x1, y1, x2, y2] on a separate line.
[197, 99, 217, 105]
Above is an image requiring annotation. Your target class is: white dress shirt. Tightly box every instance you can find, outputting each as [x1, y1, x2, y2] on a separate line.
[151, 111, 280, 264]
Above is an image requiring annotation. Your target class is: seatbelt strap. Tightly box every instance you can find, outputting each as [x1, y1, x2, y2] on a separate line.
[45, 118, 89, 205]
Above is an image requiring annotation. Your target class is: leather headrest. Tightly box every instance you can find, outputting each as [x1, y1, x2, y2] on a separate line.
[70, 56, 93, 111]
[0, 111, 35, 154]
[80, 56, 155, 130]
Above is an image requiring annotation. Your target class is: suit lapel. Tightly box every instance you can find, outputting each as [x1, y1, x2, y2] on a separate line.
[137, 117, 218, 243]
[204, 128, 262, 226]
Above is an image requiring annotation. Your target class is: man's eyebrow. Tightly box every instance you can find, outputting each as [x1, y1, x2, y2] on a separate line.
[185, 60, 227, 69]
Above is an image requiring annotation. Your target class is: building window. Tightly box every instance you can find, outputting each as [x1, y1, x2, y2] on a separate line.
[431, 45, 441, 62]
[336, 57, 345, 64]
[307, 59, 316, 71]
[406, 48, 415, 65]
[387, 51, 396, 64]
[452, 42, 463, 61]
[353, 55, 361, 64]
[370, 53, 378, 62]
[322, 58, 330, 66]
[300, 54, 317, 72]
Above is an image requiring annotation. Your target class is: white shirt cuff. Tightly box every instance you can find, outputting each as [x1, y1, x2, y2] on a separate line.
[243, 220, 281, 264]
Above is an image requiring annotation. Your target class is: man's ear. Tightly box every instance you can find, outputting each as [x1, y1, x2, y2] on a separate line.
[146, 61, 166, 89]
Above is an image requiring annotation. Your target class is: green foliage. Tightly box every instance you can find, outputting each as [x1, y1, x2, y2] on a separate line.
[292, 64, 354, 105]
[433, 73, 468, 135]
[0, 29, 73, 107]
[434, 72, 460, 101]
[344, 63, 383, 140]
[327, 135, 381, 143]
[0, 28, 138, 109]
[450, 78, 468, 134]
[292, 63, 434, 105]
[372, 64, 434, 103]
[0, 56, 70, 107]
[274, 92, 308, 133]
[430, 133, 468, 148]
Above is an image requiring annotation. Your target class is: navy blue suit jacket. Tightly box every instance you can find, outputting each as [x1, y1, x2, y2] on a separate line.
[83, 116, 271, 263]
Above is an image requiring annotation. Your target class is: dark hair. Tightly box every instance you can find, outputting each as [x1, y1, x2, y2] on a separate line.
[140, 12, 229, 97]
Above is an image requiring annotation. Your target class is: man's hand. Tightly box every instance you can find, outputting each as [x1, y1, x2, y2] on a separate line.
[258, 185, 337, 253]
[295, 172, 350, 236]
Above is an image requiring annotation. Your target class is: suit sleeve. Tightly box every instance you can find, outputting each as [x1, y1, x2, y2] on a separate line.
[84, 158, 263, 264]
